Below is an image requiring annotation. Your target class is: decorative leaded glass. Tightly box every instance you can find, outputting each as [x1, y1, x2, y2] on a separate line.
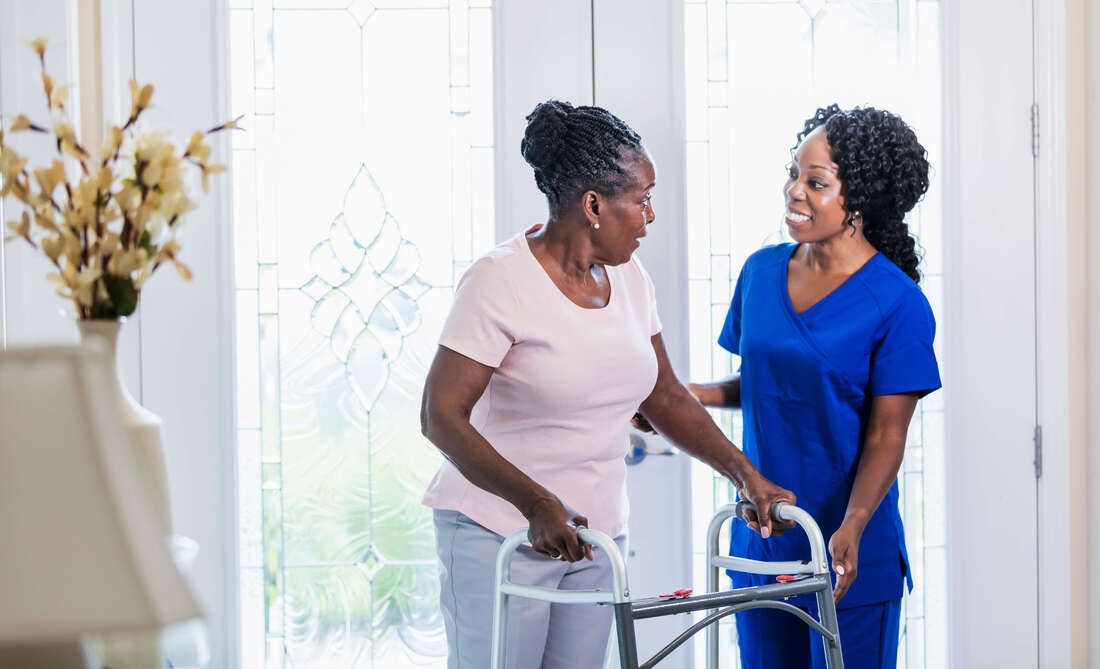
[230, 2, 493, 666]
[684, 2, 944, 667]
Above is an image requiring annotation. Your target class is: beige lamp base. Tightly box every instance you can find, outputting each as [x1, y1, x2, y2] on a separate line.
[0, 640, 93, 669]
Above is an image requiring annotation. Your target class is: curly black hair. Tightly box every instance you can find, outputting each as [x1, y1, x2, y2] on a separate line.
[796, 104, 930, 283]
[521, 100, 644, 216]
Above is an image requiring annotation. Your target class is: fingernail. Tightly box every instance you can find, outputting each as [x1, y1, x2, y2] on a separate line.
[836, 565, 845, 575]
[761, 526, 771, 539]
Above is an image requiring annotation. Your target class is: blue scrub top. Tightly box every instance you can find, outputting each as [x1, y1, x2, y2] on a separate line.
[719, 244, 941, 609]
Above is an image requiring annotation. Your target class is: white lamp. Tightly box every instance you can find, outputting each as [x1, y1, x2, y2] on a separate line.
[0, 345, 203, 668]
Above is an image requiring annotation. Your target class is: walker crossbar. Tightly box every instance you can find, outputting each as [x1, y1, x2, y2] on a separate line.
[490, 502, 845, 669]
[629, 577, 829, 619]
[710, 555, 814, 575]
[631, 596, 839, 669]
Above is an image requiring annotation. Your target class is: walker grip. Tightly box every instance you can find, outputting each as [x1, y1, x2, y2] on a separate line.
[734, 500, 792, 524]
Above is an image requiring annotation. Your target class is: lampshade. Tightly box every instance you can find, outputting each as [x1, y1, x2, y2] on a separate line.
[0, 344, 202, 643]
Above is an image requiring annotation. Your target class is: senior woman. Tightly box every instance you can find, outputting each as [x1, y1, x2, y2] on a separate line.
[420, 99, 792, 668]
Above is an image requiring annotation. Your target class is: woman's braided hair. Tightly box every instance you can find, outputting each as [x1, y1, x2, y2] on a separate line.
[797, 104, 930, 283]
[521, 100, 644, 216]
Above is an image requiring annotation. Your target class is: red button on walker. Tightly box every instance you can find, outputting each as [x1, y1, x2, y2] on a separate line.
[658, 588, 693, 600]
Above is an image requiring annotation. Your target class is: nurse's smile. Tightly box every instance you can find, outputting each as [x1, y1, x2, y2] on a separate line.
[785, 208, 812, 232]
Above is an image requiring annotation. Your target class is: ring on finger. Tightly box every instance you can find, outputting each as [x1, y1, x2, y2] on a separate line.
[549, 552, 561, 560]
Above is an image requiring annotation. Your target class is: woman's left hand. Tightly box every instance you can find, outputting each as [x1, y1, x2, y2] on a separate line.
[828, 520, 863, 603]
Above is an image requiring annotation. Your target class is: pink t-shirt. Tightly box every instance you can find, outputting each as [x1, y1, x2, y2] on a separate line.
[422, 232, 661, 538]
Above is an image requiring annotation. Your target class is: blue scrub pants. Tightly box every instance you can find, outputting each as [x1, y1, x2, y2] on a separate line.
[735, 597, 902, 669]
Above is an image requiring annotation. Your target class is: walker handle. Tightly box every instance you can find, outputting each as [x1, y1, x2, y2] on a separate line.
[734, 500, 793, 523]
[497, 527, 630, 602]
[704, 503, 843, 669]
[730, 501, 829, 573]
[576, 527, 620, 555]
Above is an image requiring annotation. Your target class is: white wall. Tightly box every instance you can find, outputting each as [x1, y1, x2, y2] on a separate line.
[1049, 0, 1100, 655]
[0, 0, 78, 347]
[493, 0, 592, 240]
[0, 1, 145, 570]
[0, 0, 145, 394]
[1036, 0, 1091, 665]
[129, 1, 237, 666]
[2, 1, 238, 665]
[1066, 0, 1091, 659]
[0, 2, 132, 402]
[1086, 0, 1100, 663]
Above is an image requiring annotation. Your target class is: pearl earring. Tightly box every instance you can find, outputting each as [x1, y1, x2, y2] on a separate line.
[593, 223, 600, 230]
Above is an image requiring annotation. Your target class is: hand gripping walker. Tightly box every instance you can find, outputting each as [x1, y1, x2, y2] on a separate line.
[491, 502, 844, 669]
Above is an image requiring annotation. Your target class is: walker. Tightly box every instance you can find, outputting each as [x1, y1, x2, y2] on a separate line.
[490, 502, 844, 669]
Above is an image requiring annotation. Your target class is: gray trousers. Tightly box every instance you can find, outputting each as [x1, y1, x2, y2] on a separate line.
[433, 509, 627, 669]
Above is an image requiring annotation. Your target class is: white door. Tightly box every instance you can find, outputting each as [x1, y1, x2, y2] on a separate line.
[945, 1, 1039, 666]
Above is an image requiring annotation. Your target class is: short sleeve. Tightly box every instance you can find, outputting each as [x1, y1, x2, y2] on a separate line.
[632, 255, 662, 336]
[437, 258, 516, 368]
[717, 266, 745, 355]
[870, 289, 942, 397]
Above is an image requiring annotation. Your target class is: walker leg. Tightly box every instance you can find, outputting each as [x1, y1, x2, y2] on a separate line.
[614, 602, 639, 669]
[705, 509, 726, 669]
[815, 588, 845, 669]
[490, 588, 507, 669]
[705, 563, 719, 669]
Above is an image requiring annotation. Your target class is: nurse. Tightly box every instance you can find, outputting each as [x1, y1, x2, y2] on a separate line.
[690, 105, 941, 669]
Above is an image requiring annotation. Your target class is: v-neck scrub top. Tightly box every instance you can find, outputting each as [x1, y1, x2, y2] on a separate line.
[719, 243, 941, 608]
[422, 232, 662, 539]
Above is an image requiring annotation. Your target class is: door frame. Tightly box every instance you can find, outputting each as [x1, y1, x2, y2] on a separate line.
[1032, 0, 1089, 665]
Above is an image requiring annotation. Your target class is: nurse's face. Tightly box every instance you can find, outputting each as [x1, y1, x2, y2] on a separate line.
[784, 127, 850, 243]
[587, 151, 656, 265]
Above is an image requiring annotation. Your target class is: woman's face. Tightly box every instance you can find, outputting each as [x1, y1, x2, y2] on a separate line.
[784, 127, 850, 243]
[589, 151, 656, 265]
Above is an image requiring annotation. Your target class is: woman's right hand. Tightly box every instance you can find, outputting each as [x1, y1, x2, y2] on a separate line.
[525, 497, 594, 562]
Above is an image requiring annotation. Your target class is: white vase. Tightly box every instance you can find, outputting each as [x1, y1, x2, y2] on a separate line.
[76, 319, 173, 535]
